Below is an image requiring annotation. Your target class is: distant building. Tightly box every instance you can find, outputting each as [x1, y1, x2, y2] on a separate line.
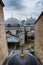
[6, 33, 20, 50]
[23, 17, 35, 41]
[5, 17, 22, 35]
[0, 0, 8, 65]
[24, 25, 35, 41]
[35, 11, 43, 65]
[5, 17, 25, 50]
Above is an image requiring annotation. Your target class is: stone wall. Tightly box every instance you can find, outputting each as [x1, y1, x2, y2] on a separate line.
[35, 15, 43, 65]
[0, 5, 8, 65]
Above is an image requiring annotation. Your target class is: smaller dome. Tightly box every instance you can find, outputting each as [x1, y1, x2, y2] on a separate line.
[24, 18, 36, 25]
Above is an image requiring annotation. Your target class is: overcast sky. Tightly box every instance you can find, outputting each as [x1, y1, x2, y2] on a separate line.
[2, 0, 43, 20]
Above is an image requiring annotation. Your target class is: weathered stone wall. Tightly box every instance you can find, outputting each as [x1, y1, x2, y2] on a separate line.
[35, 15, 43, 65]
[0, 5, 8, 65]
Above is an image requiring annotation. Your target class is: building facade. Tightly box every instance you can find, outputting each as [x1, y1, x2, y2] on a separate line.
[0, 0, 8, 65]
[35, 12, 43, 65]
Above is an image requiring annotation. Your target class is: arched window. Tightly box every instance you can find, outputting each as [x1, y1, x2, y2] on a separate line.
[7, 24, 11, 27]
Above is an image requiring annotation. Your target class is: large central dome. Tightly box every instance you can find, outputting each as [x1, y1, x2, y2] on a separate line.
[3, 50, 41, 65]
[5, 18, 21, 26]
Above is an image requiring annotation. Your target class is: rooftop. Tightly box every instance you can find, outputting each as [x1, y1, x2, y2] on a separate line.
[35, 11, 43, 24]
[0, 0, 4, 7]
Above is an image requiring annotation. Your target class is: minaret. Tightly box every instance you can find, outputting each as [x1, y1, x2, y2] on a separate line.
[11, 13, 13, 18]
[0, 0, 8, 65]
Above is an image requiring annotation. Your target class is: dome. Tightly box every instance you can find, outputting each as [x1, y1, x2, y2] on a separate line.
[24, 18, 36, 25]
[3, 50, 41, 65]
[5, 18, 21, 26]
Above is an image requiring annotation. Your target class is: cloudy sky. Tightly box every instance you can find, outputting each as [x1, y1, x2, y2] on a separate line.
[2, 0, 43, 20]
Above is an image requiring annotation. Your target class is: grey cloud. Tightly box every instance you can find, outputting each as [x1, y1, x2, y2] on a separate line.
[3, 0, 26, 11]
[36, 0, 43, 6]
[6, 0, 21, 7]
[36, 1, 41, 5]
[3, 0, 21, 6]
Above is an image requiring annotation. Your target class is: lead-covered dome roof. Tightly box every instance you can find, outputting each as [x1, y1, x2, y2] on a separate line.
[5, 18, 21, 25]
[3, 50, 41, 65]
